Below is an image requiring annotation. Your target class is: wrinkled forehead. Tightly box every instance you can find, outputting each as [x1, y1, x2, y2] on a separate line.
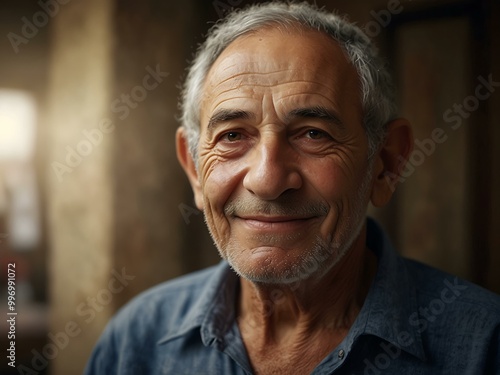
[206, 25, 358, 84]
[201, 26, 362, 116]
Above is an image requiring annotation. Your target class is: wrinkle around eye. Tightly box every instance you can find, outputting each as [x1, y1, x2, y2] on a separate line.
[292, 131, 368, 160]
[205, 131, 253, 160]
[291, 128, 335, 151]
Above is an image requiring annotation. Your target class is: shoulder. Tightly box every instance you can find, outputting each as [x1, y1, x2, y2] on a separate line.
[109, 261, 228, 337]
[402, 258, 500, 364]
[84, 262, 230, 375]
[390, 258, 500, 372]
[404, 257, 500, 315]
[118, 263, 220, 317]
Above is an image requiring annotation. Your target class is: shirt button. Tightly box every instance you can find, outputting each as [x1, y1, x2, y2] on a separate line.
[338, 349, 345, 359]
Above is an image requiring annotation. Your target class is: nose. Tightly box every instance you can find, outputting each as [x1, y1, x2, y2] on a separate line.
[242, 134, 302, 200]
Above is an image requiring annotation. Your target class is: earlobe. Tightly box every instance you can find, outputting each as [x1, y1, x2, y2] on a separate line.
[176, 127, 204, 210]
[370, 118, 414, 207]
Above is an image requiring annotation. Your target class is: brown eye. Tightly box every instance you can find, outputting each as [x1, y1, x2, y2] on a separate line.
[223, 132, 242, 141]
[306, 129, 327, 140]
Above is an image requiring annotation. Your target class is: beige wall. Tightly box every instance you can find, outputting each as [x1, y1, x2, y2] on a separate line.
[44, 1, 115, 373]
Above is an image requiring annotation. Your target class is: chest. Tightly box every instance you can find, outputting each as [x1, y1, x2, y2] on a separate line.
[249, 355, 320, 375]
[243, 338, 341, 375]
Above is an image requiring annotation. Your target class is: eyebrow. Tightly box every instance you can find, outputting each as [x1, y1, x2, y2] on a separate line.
[207, 109, 253, 135]
[286, 106, 345, 129]
[206, 106, 344, 136]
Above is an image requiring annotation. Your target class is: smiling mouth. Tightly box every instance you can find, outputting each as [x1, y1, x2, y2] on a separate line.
[235, 215, 318, 233]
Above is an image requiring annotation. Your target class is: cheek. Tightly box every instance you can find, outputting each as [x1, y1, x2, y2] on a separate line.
[305, 155, 369, 230]
[200, 156, 247, 219]
[306, 157, 356, 200]
[204, 161, 238, 195]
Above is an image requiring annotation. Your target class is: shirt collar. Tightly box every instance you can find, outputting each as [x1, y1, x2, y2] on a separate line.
[157, 261, 238, 345]
[157, 218, 426, 362]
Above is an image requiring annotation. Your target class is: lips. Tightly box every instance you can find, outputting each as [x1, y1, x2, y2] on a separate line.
[235, 215, 318, 233]
[225, 198, 328, 234]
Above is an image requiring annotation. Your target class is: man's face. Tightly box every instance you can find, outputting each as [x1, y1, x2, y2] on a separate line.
[190, 27, 375, 284]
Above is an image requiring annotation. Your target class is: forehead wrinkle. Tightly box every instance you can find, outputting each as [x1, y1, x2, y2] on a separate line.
[205, 95, 257, 115]
[276, 88, 339, 103]
[208, 65, 344, 90]
[208, 86, 254, 101]
[207, 61, 349, 96]
[275, 92, 340, 111]
[207, 80, 339, 110]
[211, 68, 297, 87]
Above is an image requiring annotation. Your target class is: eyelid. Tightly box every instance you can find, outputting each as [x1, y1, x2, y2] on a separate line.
[219, 130, 244, 142]
[215, 126, 254, 144]
[293, 126, 333, 139]
[206, 109, 254, 141]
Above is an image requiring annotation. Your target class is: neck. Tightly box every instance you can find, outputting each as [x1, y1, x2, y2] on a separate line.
[236, 224, 378, 346]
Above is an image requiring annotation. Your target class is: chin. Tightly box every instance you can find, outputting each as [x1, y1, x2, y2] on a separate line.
[220, 236, 345, 285]
[219, 214, 367, 285]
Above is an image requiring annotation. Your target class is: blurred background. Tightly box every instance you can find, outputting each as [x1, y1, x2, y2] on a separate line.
[0, 0, 498, 374]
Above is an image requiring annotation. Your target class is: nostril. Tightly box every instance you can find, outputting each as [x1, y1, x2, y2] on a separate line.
[242, 137, 302, 199]
[243, 167, 302, 201]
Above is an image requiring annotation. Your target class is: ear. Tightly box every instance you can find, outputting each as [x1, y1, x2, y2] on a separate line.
[176, 127, 204, 210]
[370, 118, 414, 207]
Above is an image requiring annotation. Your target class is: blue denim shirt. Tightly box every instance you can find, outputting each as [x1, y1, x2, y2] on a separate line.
[84, 219, 500, 374]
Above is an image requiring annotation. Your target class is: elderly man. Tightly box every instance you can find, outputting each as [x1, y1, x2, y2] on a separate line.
[85, 2, 500, 374]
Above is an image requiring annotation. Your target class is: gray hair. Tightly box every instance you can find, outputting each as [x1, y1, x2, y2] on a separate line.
[179, 1, 397, 159]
